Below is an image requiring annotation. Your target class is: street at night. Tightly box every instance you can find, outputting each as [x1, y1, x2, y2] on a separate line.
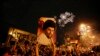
[0, 0, 100, 56]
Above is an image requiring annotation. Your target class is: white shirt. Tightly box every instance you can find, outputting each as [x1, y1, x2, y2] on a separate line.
[37, 33, 52, 45]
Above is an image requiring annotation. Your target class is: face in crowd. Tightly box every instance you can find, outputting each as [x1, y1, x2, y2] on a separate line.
[43, 20, 56, 39]
[44, 27, 55, 38]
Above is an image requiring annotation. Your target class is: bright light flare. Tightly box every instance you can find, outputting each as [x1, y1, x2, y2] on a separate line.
[79, 24, 91, 35]
[80, 24, 87, 32]
[79, 23, 97, 48]
[79, 24, 87, 35]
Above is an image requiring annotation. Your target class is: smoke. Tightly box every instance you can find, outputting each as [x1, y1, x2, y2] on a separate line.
[58, 11, 75, 27]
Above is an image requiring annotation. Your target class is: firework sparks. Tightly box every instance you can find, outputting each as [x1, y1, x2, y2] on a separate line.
[58, 11, 75, 27]
[78, 23, 98, 48]
[79, 24, 91, 36]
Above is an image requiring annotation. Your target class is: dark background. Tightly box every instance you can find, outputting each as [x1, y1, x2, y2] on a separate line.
[0, 0, 99, 43]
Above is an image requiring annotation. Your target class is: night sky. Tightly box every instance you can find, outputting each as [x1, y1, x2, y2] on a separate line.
[0, 0, 99, 43]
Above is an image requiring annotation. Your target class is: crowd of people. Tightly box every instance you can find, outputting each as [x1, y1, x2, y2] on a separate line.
[0, 39, 100, 56]
[0, 20, 100, 56]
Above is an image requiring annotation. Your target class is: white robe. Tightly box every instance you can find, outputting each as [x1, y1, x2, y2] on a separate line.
[37, 33, 52, 45]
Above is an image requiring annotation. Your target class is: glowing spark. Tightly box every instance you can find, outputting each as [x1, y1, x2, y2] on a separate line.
[79, 24, 87, 35]
[79, 24, 91, 36]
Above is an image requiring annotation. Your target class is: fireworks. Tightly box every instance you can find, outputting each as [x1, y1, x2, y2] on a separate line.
[79, 24, 91, 36]
[58, 11, 75, 27]
[78, 23, 98, 48]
